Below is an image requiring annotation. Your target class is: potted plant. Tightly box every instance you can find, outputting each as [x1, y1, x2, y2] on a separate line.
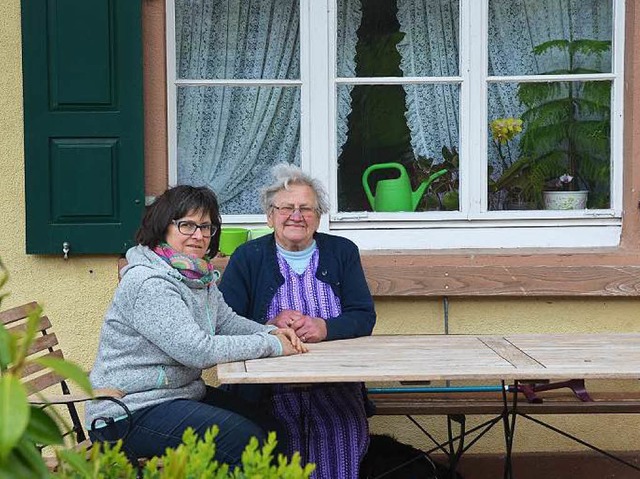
[411, 146, 459, 211]
[517, 36, 612, 210]
[488, 117, 538, 210]
[541, 173, 588, 210]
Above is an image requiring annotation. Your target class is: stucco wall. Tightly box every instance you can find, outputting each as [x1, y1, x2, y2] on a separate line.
[1, 0, 638, 456]
[0, 0, 118, 372]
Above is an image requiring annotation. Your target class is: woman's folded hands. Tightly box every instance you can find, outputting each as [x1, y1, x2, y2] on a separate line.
[268, 309, 328, 344]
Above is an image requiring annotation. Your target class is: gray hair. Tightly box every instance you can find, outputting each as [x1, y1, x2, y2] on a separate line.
[261, 163, 330, 215]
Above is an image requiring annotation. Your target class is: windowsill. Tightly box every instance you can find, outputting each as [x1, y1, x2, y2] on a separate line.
[212, 245, 640, 297]
[332, 223, 622, 250]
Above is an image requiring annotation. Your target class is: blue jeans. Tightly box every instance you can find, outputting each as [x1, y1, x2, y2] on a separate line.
[89, 386, 285, 467]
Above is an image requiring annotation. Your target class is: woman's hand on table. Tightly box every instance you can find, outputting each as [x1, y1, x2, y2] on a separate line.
[270, 327, 308, 355]
[290, 316, 327, 343]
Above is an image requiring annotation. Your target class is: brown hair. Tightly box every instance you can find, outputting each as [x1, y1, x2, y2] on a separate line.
[134, 185, 222, 255]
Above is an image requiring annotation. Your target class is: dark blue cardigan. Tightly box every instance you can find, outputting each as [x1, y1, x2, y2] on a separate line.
[218, 232, 376, 340]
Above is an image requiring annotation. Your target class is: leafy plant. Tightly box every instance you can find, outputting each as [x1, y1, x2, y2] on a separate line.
[490, 117, 523, 171]
[490, 157, 537, 210]
[412, 146, 460, 211]
[517, 37, 612, 208]
[54, 429, 315, 479]
[488, 118, 537, 209]
[55, 441, 137, 479]
[0, 258, 93, 478]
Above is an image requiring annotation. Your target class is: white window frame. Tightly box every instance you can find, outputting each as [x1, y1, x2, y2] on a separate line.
[166, 0, 626, 250]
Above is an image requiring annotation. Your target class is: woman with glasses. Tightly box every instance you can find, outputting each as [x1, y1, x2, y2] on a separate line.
[86, 185, 306, 466]
[219, 164, 376, 479]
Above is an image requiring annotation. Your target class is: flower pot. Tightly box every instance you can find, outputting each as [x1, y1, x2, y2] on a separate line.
[543, 190, 588, 210]
[218, 227, 249, 256]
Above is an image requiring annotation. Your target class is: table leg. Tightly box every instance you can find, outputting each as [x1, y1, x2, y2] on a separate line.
[501, 380, 517, 479]
[447, 414, 465, 478]
[407, 412, 502, 479]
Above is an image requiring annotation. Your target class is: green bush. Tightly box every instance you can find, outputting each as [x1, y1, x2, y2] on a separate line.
[0, 259, 315, 478]
[55, 428, 314, 479]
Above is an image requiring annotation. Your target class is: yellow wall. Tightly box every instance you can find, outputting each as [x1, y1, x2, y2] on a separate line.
[1, 0, 638, 456]
[0, 0, 117, 372]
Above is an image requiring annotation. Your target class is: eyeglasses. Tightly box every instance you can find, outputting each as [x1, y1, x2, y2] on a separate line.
[271, 205, 318, 218]
[172, 220, 218, 238]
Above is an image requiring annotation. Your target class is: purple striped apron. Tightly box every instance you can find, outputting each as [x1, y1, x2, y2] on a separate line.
[266, 248, 369, 478]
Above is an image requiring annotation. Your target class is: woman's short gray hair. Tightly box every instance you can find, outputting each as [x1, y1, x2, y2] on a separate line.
[261, 163, 330, 215]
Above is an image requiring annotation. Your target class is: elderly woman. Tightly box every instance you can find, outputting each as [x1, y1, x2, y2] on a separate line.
[86, 185, 305, 466]
[219, 164, 376, 478]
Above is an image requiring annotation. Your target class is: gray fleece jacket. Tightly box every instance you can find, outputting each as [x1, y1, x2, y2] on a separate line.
[85, 245, 282, 426]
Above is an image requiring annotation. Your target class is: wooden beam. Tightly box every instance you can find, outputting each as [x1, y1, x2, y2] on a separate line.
[362, 264, 640, 296]
[211, 254, 640, 296]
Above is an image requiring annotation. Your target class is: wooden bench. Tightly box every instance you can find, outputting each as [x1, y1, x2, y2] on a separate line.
[1, 301, 130, 470]
[368, 385, 640, 474]
[1, 302, 88, 444]
[369, 389, 640, 416]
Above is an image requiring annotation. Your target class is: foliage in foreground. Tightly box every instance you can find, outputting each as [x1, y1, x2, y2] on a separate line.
[0, 259, 92, 478]
[55, 428, 314, 479]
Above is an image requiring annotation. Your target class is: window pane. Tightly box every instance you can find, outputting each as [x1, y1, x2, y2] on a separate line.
[338, 84, 459, 212]
[177, 86, 300, 214]
[336, 0, 459, 78]
[175, 0, 300, 80]
[488, 0, 612, 77]
[487, 81, 611, 211]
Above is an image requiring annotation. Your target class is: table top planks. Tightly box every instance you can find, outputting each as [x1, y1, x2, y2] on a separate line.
[216, 334, 640, 384]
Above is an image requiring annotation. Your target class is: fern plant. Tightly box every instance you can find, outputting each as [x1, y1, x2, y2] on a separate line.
[518, 37, 612, 208]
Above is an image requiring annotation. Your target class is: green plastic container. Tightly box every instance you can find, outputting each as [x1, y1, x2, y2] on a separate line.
[218, 227, 248, 256]
[248, 227, 273, 240]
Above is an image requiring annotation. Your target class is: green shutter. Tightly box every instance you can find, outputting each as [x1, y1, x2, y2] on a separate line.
[21, 0, 144, 255]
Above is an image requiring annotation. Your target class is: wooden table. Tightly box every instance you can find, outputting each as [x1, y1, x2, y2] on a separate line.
[217, 333, 640, 384]
[218, 333, 640, 478]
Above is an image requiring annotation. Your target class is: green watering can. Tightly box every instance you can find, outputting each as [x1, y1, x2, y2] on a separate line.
[362, 162, 448, 212]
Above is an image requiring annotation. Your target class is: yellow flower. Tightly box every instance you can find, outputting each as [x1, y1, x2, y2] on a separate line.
[490, 118, 523, 144]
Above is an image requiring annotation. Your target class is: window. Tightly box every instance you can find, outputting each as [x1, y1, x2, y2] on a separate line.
[167, 0, 624, 249]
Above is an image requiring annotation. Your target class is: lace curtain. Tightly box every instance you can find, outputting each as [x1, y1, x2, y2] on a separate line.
[396, 0, 611, 169]
[176, 0, 300, 214]
[396, 0, 460, 161]
[176, 0, 360, 214]
[336, 0, 363, 156]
